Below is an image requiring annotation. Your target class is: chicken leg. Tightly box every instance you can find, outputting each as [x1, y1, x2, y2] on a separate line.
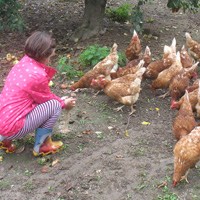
[180, 168, 191, 183]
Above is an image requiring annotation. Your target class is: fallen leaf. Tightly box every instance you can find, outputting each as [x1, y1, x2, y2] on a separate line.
[82, 130, 91, 134]
[141, 121, 151, 125]
[82, 111, 87, 114]
[15, 145, 25, 154]
[60, 84, 67, 89]
[77, 135, 83, 137]
[0, 156, 3, 162]
[116, 155, 124, 158]
[52, 159, 60, 167]
[41, 165, 52, 173]
[125, 130, 129, 137]
[95, 169, 101, 174]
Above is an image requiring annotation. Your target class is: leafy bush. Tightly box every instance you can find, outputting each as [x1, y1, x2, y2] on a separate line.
[106, 3, 132, 23]
[167, 0, 199, 13]
[0, 0, 24, 32]
[57, 56, 84, 79]
[78, 44, 126, 68]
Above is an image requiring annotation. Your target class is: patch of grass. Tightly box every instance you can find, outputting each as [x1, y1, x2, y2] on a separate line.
[77, 143, 85, 152]
[48, 186, 55, 191]
[24, 180, 34, 190]
[25, 170, 32, 176]
[157, 185, 179, 200]
[57, 56, 84, 79]
[37, 157, 50, 165]
[53, 133, 68, 140]
[97, 133, 106, 139]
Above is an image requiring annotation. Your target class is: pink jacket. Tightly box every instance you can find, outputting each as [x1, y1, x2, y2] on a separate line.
[0, 55, 65, 137]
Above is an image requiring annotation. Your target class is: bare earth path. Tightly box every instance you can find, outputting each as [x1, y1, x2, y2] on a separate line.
[0, 0, 200, 199]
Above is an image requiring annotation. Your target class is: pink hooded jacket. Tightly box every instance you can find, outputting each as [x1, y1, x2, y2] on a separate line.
[0, 55, 65, 137]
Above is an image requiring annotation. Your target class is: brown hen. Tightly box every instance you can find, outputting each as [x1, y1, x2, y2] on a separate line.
[125, 30, 142, 61]
[172, 90, 196, 141]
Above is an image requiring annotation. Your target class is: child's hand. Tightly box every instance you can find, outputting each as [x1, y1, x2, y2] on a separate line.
[63, 97, 76, 110]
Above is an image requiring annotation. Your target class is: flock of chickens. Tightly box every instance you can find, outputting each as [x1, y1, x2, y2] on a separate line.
[69, 30, 200, 188]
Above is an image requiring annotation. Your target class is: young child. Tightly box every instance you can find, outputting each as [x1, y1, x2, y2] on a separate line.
[0, 31, 76, 156]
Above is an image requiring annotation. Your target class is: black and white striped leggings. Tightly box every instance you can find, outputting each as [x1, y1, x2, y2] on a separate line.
[6, 99, 62, 140]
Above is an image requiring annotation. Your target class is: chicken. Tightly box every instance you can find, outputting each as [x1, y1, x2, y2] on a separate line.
[173, 126, 200, 187]
[70, 43, 119, 91]
[180, 45, 194, 68]
[180, 45, 197, 79]
[93, 43, 119, 75]
[110, 59, 145, 79]
[195, 81, 200, 117]
[125, 30, 142, 61]
[169, 62, 199, 104]
[91, 67, 146, 115]
[187, 79, 200, 92]
[172, 90, 196, 141]
[125, 46, 151, 68]
[171, 87, 199, 110]
[170, 37, 177, 54]
[143, 45, 176, 79]
[150, 51, 182, 93]
[70, 70, 104, 91]
[185, 32, 200, 62]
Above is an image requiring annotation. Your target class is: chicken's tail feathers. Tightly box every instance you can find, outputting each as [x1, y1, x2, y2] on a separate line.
[133, 30, 138, 37]
[185, 32, 192, 42]
[138, 59, 145, 69]
[136, 67, 146, 78]
[197, 80, 200, 98]
[189, 62, 199, 72]
[171, 38, 176, 53]
[176, 51, 181, 62]
[164, 45, 172, 55]
[145, 46, 151, 56]
[184, 89, 189, 102]
[111, 43, 118, 53]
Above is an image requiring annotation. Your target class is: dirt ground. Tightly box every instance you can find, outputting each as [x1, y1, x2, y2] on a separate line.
[0, 0, 200, 199]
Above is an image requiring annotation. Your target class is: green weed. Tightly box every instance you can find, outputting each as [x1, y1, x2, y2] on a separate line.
[157, 185, 179, 200]
[106, 3, 131, 23]
[57, 56, 84, 79]
[77, 143, 85, 152]
[78, 44, 126, 68]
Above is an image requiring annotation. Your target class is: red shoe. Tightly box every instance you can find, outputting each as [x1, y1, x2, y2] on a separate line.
[33, 137, 63, 156]
[0, 139, 16, 153]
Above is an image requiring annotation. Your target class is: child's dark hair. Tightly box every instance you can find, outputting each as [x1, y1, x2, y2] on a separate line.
[25, 31, 56, 62]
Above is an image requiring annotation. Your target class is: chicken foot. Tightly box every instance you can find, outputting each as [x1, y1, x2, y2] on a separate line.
[129, 105, 136, 116]
[180, 168, 191, 183]
[60, 110, 70, 134]
[113, 105, 136, 116]
[113, 105, 125, 112]
[159, 91, 170, 98]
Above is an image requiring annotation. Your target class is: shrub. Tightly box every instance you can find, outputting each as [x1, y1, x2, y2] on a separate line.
[106, 3, 131, 23]
[78, 44, 126, 68]
[0, 0, 24, 33]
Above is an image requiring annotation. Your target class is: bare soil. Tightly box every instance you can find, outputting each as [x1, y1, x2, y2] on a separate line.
[0, 0, 200, 199]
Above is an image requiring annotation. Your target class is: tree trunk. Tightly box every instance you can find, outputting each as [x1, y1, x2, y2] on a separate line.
[70, 0, 107, 41]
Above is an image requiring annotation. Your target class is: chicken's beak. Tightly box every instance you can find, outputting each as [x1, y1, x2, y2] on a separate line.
[173, 181, 177, 188]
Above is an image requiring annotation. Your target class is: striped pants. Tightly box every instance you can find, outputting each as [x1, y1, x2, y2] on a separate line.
[3, 99, 62, 140]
